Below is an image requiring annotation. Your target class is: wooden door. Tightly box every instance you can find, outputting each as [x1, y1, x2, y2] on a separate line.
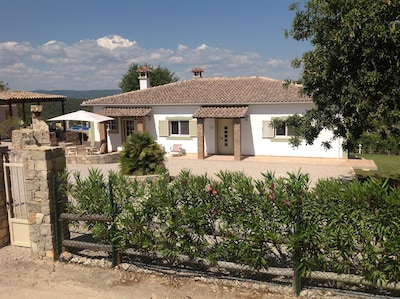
[217, 119, 234, 155]
[4, 161, 30, 247]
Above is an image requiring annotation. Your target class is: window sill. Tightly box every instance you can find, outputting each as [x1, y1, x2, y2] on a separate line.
[167, 136, 194, 141]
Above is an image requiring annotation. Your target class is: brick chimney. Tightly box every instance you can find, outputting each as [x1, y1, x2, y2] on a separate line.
[191, 67, 204, 78]
[137, 66, 152, 90]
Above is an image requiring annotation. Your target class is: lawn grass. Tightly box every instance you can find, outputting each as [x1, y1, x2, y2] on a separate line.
[355, 153, 400, 179]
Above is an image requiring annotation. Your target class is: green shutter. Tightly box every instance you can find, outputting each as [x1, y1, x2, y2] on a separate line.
[287, 126, 295, 136]
[189, 120, 197, 137]
[262, 121, 275, 138]
[159, 120, 169, 137]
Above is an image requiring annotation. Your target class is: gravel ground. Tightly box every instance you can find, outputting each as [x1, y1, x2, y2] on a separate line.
[66, 154, 371, 185]
[0, 245, 363, 299]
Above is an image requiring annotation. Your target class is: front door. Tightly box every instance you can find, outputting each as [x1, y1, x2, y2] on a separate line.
[217, 119, 234, 155]
[122, 118, 135, 143]
[4, 161, 30, 247]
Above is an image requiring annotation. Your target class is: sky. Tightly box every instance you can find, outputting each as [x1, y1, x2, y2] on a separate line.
[0, 0, 309, 91]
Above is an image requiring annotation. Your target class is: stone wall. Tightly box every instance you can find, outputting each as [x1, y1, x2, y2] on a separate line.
[0, 146, 10, 248]
[8, 146, 66, 258]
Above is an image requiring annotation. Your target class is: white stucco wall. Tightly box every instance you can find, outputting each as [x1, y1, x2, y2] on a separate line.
[92, 104, 343, 159]
[242, 104, 343, 159]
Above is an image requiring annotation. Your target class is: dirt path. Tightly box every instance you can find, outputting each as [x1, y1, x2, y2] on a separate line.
[0, 246, 296, 299]
[0, 245, 360, 299]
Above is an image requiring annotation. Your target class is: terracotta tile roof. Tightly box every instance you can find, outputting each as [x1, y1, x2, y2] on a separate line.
[136, 66, 152, 73]
[82, 77, 309, 106]
[0, 91, 66, 102]
[193, 106, 248, 118]
[97, 107, 152, 117]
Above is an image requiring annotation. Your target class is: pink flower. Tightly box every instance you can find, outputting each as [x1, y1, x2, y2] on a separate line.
[206, 184, 213, 192]
[269, 193, 275, 201]
[212, 189, 217, 196]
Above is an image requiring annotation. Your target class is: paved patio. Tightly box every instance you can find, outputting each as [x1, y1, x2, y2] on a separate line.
[67, 153, 377, 186]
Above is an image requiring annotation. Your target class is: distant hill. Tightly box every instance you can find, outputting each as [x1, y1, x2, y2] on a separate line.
[32, 89, 122, 99]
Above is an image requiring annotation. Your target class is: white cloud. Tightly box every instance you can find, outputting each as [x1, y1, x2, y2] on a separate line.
[0, 35, 301, 90]
[177, 44, 188, 52]
[196, 43, 208, 50]
[96, 35, 136, 50]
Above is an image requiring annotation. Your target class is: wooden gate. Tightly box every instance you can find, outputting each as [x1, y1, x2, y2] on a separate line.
[3, 159, 30, 247]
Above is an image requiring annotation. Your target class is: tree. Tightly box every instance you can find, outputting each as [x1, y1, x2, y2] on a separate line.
[285, 0, 400, 151]
[119, 63, 179, 92]
[0, 81, 9, 91]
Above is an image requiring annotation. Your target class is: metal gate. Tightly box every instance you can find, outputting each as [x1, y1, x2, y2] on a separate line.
[3, 158, 30, 247]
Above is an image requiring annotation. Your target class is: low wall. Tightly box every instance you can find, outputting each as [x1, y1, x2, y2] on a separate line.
[65, 151, 120, 164]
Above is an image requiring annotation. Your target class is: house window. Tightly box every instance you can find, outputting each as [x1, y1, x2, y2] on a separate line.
[170, 120, 189, 135]
[159, 119, 197, 138]
[275, 122, 287, 136]
[262, 119, 294, 139]
[107, 119, 118, 133]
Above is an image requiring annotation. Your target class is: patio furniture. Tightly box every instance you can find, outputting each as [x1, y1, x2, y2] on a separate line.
[66, 146, 77, 156]
[169, 144, 184, 156]
[87, 143, 107, 155]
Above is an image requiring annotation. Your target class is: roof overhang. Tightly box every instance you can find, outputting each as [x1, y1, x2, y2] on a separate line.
[0, 91, 66, 104]
[97, 107, 152, 117]
[193, 106, 248, 119]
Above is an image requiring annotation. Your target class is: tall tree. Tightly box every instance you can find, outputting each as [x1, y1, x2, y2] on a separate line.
[119, 63, 179, 92]
[285, 0, 400, 151]
[0, 81, 9, 91]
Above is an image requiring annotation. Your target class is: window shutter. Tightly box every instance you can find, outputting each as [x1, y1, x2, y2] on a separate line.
[189, 120, 197, 137]
[159, 120, 169, 137]
[262, 121, 275, 138]
[287, 126, 295, 136]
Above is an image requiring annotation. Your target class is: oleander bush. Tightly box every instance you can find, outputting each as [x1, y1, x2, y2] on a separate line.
[62, 169, 400, 286]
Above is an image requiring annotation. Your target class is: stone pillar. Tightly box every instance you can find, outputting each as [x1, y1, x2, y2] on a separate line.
[0, 146, 10, 248]
[11, 146, 66, 259]
[233, 118, 242, 161]
[197, 119, 205, 160]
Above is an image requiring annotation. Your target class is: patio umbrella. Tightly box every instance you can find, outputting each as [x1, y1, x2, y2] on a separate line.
[47, 110, 113, 122]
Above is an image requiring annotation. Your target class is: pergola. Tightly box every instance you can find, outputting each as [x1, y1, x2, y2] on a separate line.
[0, 91, 67, 123]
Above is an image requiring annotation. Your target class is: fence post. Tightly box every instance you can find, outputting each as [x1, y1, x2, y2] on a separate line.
[109, 180, 119, 267]
[293, 200, 302, 296]
[52, 174, 62, 259]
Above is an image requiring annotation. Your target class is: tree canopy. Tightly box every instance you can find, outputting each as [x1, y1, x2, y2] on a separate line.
[119, 63, 179, 92]
[0, 81, 9, 91]
[285, 0, 400, 150]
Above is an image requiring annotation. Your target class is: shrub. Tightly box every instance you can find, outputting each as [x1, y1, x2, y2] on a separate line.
[0, 117, 21, 139]
[119, 131, 165, 175]
[63, 168, 400, 286]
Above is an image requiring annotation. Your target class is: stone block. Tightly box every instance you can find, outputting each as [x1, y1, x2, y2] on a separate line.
[45, 250, 54, 259]
[40, 200, 51, 214]
[44, 235, 54, 250]
[35, 160, 51, 171]
[35, 213, 44, 224]
[29, 224, 40, 242]
[35, 191, 49, 201]
[40, 224, 53, 236]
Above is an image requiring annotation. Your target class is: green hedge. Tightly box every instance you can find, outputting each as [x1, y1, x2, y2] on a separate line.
[355, 133, 400, 154]
[63, 169, 400, 286]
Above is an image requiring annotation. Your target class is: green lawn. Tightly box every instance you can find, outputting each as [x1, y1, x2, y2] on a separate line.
[355, 153, 400, 179]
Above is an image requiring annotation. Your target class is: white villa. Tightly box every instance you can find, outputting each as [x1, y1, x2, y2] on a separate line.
[82, 67, 343, 160]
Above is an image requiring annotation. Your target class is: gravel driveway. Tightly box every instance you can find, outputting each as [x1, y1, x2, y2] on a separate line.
[67, 154, 375, 186]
